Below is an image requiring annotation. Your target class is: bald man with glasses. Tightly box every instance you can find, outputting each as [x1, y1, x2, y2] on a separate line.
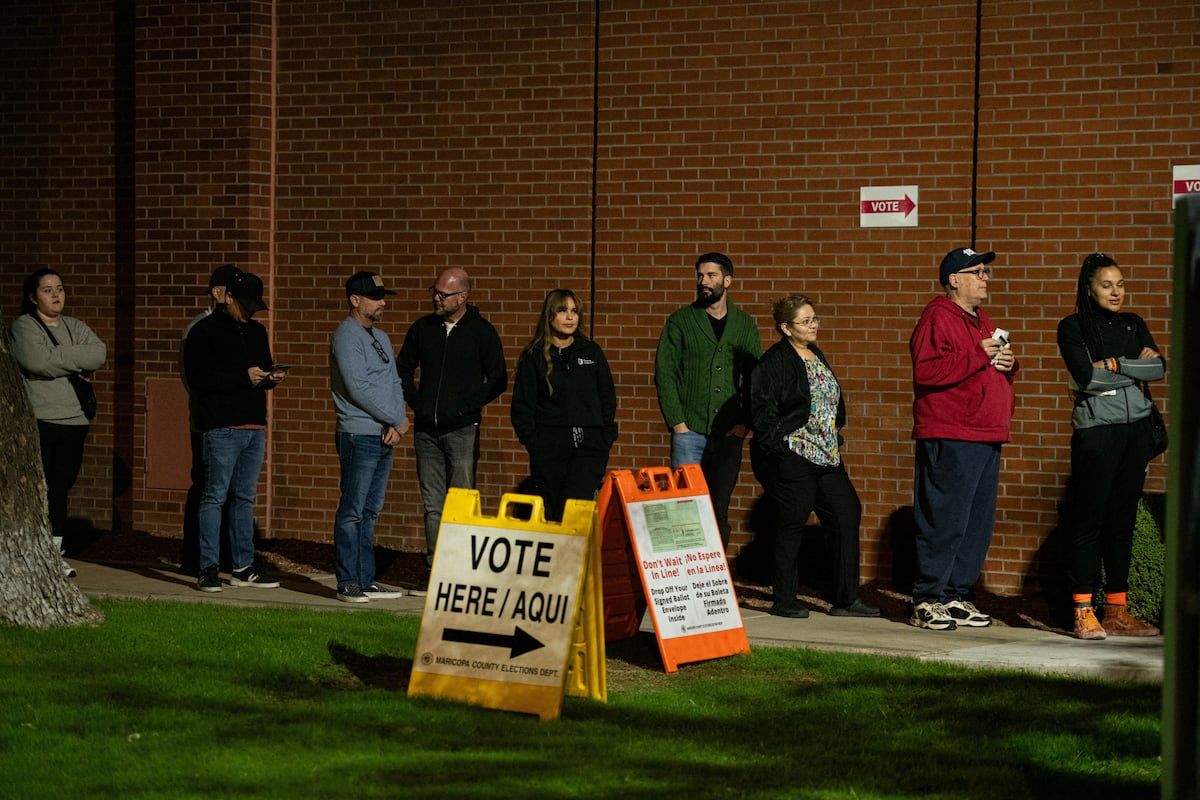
[397, 267, 508, 591]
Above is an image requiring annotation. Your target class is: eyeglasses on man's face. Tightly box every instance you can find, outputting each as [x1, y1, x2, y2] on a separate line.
[956, 267, 992, 280]
[429, 287, 465, 302]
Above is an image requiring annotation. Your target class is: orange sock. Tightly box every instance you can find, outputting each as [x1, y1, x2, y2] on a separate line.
[1072, 593, 1093, 607]
[1105, 592, 1127, 606]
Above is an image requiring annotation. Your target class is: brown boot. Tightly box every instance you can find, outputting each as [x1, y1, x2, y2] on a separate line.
[1102, 604, 1160, 637]
[1073, 606, 1107, 640]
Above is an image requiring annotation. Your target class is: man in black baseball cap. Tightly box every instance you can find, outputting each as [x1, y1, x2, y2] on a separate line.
[184, 269, 285, 593]
[330, 270, 408, 603]
[208, 263, 242, 293]
[227, 271, 268, 315]
[346, 270, 397, 300]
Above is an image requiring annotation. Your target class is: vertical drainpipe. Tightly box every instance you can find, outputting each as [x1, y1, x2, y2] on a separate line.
[588, 0, 600, 337]
[970, 0, 983, 250]
[264, 0, 279, 537]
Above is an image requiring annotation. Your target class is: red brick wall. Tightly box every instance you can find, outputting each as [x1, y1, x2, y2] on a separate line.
[2, 1, 1195, 596]
[1, 3, 118, 530]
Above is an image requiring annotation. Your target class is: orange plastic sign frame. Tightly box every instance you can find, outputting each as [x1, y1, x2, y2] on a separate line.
[597, 465, 750, 672]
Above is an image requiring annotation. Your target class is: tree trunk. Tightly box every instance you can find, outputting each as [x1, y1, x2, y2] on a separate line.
[0, 314, 102, 628]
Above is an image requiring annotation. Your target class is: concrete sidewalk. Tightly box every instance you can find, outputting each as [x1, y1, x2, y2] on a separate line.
[72, 559, 1164, 684]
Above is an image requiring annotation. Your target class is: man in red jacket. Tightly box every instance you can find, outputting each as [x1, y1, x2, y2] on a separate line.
[908, 247, 1017, 631]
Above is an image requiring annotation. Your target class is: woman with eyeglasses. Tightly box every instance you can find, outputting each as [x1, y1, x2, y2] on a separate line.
[11, 268, 107, 578]
[1056, 253, 1163, 640]
[510, 289, 617, 523]
[749, 294, 878, 619]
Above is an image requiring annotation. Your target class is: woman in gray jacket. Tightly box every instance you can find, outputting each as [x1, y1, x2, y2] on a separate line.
[11, 268, 107, 577]
[1057, 253, 1162, 640]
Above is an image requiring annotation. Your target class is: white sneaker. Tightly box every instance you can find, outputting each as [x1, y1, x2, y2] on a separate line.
[910, 601, 957, 631]
[944, 599, 992, 627]
[61, 558, 77, 579]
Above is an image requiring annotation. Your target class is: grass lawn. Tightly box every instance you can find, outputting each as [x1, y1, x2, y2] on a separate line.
[0, 599, 1160, 799]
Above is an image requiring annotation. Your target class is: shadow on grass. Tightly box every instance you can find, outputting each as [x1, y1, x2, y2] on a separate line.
[2, 599, 1158, 799]
[328, 641, 413, 692]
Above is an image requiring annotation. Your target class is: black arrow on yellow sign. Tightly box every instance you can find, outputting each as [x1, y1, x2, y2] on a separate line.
[442, 625, 545, 658]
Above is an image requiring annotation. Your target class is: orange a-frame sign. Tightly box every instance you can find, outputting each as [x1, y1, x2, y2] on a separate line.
[597, 465, 750, 672]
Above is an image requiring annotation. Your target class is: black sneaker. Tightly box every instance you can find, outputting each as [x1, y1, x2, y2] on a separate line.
[336, 584, 368, 604]
[230, 565, 280, 588]
[363, 583, 404, 600]
[944, 599, 992, 627]
[407, 576, 429, 597]
[197, 565, 222, 593]
[770, 603, 809, 619]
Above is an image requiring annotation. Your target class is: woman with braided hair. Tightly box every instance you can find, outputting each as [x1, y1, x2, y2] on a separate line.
[1056, 252, 1164, 640]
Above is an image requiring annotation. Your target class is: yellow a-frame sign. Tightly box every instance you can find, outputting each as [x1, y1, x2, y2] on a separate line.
[408, 489, 606, 720]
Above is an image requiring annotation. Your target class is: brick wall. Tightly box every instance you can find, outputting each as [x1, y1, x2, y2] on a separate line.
[1, 3, 118, 531]
[2, 0, 1195, 596]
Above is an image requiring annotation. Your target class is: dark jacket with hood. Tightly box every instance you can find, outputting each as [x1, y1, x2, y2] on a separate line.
[510, 335, 618, 452]
[396, 304, 507, 434]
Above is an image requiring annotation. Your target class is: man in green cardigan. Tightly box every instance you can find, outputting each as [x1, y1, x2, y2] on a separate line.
[654, 252, 763, 547]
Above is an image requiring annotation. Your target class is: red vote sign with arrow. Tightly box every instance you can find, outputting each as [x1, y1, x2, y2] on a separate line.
[859, 185, 919, 228]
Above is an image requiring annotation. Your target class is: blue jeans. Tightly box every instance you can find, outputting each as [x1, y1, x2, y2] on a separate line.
[333, 431, 394, 590]
[199, 428, 265, 572]
[414, 425, 479, 563]
[671, 429, 745, 547]
[912, 439, 1001, 604]
[671, 429, 709, 468]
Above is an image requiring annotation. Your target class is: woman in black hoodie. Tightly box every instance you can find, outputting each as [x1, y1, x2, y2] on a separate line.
[511, 289, 618, 522]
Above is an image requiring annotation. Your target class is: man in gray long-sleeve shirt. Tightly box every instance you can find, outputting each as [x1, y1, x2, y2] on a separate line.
[330, 271, 410, 603]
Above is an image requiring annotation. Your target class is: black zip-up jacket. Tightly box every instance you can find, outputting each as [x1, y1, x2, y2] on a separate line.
[510, 336, 618, 450]
[183, 308, 275, 431]
[396, 304, 508, 434]
[749, 340, 846, 457]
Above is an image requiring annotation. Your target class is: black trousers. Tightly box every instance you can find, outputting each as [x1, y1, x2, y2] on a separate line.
[700, 432, 746, 548]
[526, 426, 611, 523]
[1065, 418, 1153, 597]
[757, 447, 862, 609]
[37, 420, 89, 547]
